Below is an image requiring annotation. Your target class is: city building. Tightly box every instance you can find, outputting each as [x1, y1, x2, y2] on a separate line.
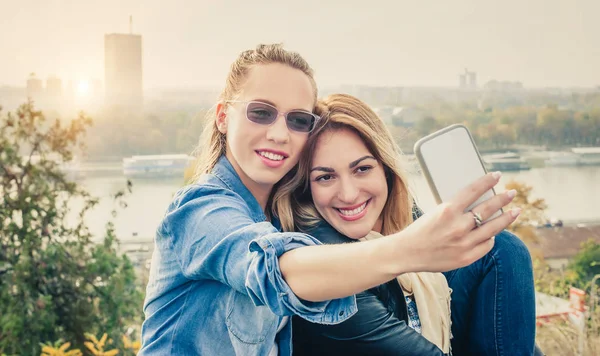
[104, 23, 143, 110]
[459, 68, 477, 89]
[26, 73, 43, 100]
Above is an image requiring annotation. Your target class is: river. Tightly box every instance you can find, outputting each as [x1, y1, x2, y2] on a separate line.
[70, 163, 600, 242]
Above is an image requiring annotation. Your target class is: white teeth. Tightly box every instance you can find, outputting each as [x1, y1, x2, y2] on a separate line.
[338, 201, 367, 216]
[259, 151, 284, 161]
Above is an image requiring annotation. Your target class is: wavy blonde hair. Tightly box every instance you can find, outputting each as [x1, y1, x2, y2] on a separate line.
[192, 44, 318, 179]
[273, 94, 414, 235]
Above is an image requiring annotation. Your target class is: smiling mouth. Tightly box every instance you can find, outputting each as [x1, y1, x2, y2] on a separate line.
[256, 150, 287, 161]
[335, 199, 370, 217]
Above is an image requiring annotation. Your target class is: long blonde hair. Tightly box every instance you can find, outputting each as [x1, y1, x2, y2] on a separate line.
[273, 94, 414, 235]
[192, 44, 318, 179]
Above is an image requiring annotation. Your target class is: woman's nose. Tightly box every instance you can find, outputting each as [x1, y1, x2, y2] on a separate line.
[337, 178, 360, 204]
[266, 114, 290, 144]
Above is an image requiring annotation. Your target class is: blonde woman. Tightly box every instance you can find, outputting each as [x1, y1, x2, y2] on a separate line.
[140, 44, 520, 355]
[277, 94, 537, 355]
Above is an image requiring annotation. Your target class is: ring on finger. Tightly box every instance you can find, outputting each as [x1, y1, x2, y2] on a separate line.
[471, 211, 484, 228]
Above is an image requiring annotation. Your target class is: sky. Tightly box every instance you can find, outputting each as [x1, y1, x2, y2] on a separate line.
[1, 0, 599, 89]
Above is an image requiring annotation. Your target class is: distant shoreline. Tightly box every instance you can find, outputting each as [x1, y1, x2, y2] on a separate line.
[116, 219, 600, 248]
[117, 220, 600, 276]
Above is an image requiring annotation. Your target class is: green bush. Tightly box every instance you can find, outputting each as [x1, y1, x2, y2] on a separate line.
[0, 102, 144, 355]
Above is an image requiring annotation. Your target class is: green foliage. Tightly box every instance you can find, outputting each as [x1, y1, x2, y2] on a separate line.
[534, 240, 600, 298]
[63, 90, 600, 157]
[532, 262, 575, 299]
[85, 108, 207, 157]
[504, 180, 547, 263]
[383, 91, 600, 150]
[566, 239, 600, 290]
[505, 180, 600, 299]
[0, 102, 143, 355]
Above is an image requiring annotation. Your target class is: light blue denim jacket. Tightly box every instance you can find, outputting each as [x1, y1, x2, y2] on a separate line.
[139, 156, 357, 355]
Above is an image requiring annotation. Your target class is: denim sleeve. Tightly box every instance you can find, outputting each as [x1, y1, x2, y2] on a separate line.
[162, 184, 357, 322]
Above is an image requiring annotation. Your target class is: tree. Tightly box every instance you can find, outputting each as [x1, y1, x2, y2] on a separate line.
[504, 181, 547, 259]
[536, 105, 573, 146]
[85, 109, 207, 158]
[566, 239, 600, 290]
[414, 116, 438, 137]
[0, 102, 143, 355]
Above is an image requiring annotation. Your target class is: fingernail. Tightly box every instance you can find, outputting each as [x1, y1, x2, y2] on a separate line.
[492, 171, 502, 180]
[510, 208, 522, 218]
[506, 189, 517, 199]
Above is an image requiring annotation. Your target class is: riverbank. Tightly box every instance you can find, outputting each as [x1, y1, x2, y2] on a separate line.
[120, 220, 600, 278]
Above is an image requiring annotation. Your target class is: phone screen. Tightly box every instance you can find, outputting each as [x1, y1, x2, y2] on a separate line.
[414, 124, 501, 219]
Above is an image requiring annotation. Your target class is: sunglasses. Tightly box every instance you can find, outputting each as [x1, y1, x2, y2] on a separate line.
[226, 100, 320, 133]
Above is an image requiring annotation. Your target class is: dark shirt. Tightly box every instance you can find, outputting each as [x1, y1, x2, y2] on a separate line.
[292, 216, 445, 356]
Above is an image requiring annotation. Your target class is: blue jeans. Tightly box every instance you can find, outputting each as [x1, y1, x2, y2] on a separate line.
[443, 230, 536, 355]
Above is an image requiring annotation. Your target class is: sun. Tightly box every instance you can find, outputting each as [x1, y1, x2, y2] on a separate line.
[76, 80, 90, 97]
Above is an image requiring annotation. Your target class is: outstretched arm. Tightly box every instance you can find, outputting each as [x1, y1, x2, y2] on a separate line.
[280, 172, 520, 302]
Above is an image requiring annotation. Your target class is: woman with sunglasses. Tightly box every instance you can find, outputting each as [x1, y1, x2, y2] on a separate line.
[139, 44, 520, 356]
[282, 94, 538, 355]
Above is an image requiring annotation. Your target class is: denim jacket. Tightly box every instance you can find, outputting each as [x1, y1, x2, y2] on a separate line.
[139, 156, 357, 355]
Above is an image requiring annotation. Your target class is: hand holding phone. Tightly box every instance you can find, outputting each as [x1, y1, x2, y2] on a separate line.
[399, 125, 522, 271]
[400, 171, 520, 272]
[414, 124, 502, 220]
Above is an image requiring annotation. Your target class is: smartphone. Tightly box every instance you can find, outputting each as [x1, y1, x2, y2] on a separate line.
[414, 124, 502, 219]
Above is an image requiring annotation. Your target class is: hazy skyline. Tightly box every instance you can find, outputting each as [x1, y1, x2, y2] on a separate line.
[1, 0, 599, 89]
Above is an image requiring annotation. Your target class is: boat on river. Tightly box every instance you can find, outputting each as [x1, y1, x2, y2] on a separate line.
[122, 154, 194, 178]
[483, 152, 531, 171]
[544, 147, 600, 167]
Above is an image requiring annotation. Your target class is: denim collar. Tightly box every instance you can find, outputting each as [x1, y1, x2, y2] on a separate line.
[211, 155, 275, 225]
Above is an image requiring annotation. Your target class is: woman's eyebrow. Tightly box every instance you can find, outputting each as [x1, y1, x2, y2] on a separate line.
[349, 155, 376, 168]
[310, 166, 334, 173]
[251, 98, 311, 112]
[250, 98, 277, 107]
[310, 155, 376, 173]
